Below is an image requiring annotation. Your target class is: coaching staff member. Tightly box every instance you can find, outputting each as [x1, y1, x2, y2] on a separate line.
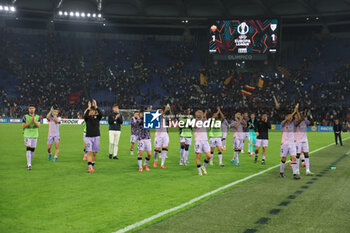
[333, 119, 343, 146]
[108, 104, 124, 159]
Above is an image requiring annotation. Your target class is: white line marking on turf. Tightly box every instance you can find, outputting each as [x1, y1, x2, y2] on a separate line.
[113, 138, 350, 233]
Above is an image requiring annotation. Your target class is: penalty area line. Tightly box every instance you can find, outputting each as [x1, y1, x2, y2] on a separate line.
[113, 138, 349, 233]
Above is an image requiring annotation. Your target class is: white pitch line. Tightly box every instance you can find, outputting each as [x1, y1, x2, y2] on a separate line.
[113, 138, 349, 233]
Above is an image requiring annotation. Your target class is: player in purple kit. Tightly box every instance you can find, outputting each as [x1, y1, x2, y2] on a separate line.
[153, 104, 172, 169]
[130, 111, 139, 155]
[295, 109, 314, 175]
[221, 118, 230, 151]
[280, 104, 302, 179]
[84, 100, 103, 173]
[230, 112, 247, 166]
[193, 110, 211, 176]
[46, 106, 61, 162]
[137, 109, 152, 172]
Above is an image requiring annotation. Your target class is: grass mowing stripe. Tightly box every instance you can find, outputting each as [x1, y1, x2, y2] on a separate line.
[113, 138, 350, 233]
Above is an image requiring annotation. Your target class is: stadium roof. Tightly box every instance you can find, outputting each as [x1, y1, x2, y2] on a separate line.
[4, 0, 350, 29]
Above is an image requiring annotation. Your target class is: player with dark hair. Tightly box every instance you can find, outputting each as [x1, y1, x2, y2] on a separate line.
[22, 104, 40, 170]
[137, 108, 152, 172]
[108, 104, 123, 160]
[254, 113, 271, 165]
[153, 104, 171, 169]
[46, 106, 61, 162]
[84, 100, 103, 173]
[247, 113, 257, 157]
[130, 111, 139, 155]
[179, 108, 192, 166]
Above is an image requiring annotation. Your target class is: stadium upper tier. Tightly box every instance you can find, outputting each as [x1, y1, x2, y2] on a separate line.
[0, 28, 349, 124]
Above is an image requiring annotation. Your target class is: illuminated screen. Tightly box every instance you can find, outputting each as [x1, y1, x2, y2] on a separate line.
[209, 19, 279, 54]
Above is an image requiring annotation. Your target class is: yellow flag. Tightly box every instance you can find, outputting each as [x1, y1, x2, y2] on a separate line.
[200, 73, 208, 86]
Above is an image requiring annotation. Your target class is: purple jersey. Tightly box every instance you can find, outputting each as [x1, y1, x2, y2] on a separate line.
[221, 119, 229, 133]
[138, 118, 151, 140]
[194, 119, 208, 141]
[281, 120, 296, 145]
[295, 120, 310, 143]
[130, 116, 139, 136]
[48, 115, 61, 137]
[231, 120, 245, 139]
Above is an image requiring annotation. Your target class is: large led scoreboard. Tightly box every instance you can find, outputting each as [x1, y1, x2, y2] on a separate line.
[209, 19, 279, 55]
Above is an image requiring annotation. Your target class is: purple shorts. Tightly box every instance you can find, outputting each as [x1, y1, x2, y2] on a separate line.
[24, 138, 38, 148]
[194, 140, 210, 153]
[84, 136, 100, 152]
[47, 136, 60, 145]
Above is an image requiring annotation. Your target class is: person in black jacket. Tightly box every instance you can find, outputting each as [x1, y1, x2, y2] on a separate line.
[333, 119, 343, 146]
[108, 104, 124, 159]
[84, 100, 103, 173]
[254, 113, 271, 165]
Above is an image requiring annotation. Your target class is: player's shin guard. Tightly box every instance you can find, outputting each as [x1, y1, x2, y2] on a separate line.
[197, 164, 201, 173]
[280, 160, 285, 173]
[161, 149, 167, 166]
[137, 157, 142, 169]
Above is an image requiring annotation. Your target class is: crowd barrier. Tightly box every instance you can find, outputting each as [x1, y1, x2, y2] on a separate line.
[0, 118, 334, 132]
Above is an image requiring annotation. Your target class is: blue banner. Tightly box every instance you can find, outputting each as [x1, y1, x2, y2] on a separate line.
[271, 124, 333, 132]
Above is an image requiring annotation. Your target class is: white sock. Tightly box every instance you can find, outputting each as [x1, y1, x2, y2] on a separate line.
[218, 152, 222, 164]
[161, 150, 167, 166]
[305, 158, 310, 170]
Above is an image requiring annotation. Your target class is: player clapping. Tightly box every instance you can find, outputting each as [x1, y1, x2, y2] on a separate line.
[231, 112, 247, 166]
[46, 106, 61, 162]
[209, 107, 225, 166]
[279, 104, 301, 179]
[137, 109, 152, 172]
[22, 104, 40, 170]
[193, 110, 211, 176]
[84, 100, 103, 173]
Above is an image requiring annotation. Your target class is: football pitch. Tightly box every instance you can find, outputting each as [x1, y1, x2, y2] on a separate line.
[0, 124, 349, 233]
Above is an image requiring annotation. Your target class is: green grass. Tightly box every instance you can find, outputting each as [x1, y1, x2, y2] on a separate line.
[0, 124, 348, 233]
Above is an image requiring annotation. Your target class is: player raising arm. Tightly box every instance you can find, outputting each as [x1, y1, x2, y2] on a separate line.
[153, 104, 171, 169]
[295, 109, 314, 175]
[137, 109, 152, 172]
[230, 112, 247, 166]
[193, 110, 212, 176]
[280, 104, 302, 179]
[209, 106, 224, 166]
[22, 104, 40, 170]
[46, 106, 61, 162]
[84, 100, 103, 173]
[179, 108, 193, 166]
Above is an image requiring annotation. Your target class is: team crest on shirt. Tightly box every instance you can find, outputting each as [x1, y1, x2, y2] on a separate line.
[144, 111, 161, 129]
